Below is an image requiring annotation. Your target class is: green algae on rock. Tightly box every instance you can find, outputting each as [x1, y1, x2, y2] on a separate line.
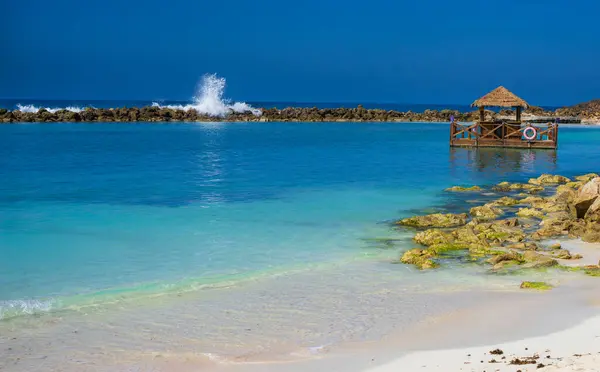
[413, 229, 453, 246]
[528, 174, 571, 185]
[489, 196, 520, 207]
[520, 281, 553, 290]
[399, 248, 439, 270]
[516, 207, 545, 219]
[397, 213, 468, 228]
[445, 185, 482, 192]
[470, 204, 503, 220]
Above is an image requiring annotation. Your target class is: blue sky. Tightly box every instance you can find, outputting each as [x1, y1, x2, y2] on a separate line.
[2, 0, 599, 105]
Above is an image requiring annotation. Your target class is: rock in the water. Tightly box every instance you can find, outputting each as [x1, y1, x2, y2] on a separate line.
[516, 207, 545, 219]
[445, 185, 482, 192]
[575, 173, 599, 183]
[413, 229, 453, 246]
[520, 281, 553, 290]
[397, 213, 468, 228]
[528, 174, 570, 185]
[470, 204, 503, 220]
[521, 251, 559, 268]
[574, 177, 600, 218]
[584, 197, 600, 222]
[490, 197, 520, 207]
[551, 249, 582, 260]
[400, 248, 438, 270]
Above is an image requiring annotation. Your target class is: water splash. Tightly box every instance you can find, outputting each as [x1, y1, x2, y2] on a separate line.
[16, 104, 85, 113]
[0, 299, 56, 320]
[154, 73, 261, 117]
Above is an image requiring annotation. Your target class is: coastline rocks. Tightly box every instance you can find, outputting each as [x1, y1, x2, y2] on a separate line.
[396, 213, 468, 228]
[400, 248, 438, 270]
[521, 251, 559, 268]
[528, 174, 570, 185]
[574, 178, 600, 218]
[516, 207, 545, 219]
[470, 204, 503, 220]
[413, 229, 453, 246]
[575, 174, 599, 183]
[489, 196, 519, 207]
[492, 182, 544, 194]
[0, 105, 487, 123]
[520, 281, 553, 290]
[396, 172, 600, 274]
[445, 186, 482, 192]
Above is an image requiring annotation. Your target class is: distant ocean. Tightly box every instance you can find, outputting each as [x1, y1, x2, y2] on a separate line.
[0, 74, 561, 116]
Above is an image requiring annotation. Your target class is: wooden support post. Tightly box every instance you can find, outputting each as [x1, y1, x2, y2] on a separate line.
[479, 106, 485, 122]
[516, 106, 522, 122]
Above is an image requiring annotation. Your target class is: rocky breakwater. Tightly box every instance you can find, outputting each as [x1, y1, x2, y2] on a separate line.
[0, 105, 488, 123]
[395, 173, 600, 287]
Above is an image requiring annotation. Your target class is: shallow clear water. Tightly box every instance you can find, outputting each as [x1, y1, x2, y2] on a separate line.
[1, 122, 600, 319]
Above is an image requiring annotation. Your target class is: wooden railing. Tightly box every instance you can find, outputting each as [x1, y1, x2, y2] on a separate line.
[450, 122, 558, 149]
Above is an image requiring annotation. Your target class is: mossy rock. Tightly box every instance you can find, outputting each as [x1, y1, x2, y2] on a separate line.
[520, 281, 553, 290]
[584, 267, 600, 277]
[397, 213, 468, 228]
[490, 196, 520, 207]
[427, 242, 470, 255]
[413, 229, 453, 246]
[575, 173, 599, 183]
[521, 251, 559, 268]
[470, 204, 503, 220]
[549, 249, 581, 260]
[516, 207, 545, 219]
[528, 174, 571, 185]
[400, 248, 439, 270]
[445, 185, 482, 192]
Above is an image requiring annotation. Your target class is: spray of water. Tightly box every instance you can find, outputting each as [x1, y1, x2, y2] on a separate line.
[16, 104, 84, 113]
[154, 73, 261, 117]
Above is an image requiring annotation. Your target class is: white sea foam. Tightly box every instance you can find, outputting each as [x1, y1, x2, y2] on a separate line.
[16, 104, 85, 113]
[0, 299, 56, 320]
[153, 73, 261, 117]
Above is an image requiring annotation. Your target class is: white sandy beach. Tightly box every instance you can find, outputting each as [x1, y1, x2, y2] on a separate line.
[367, 315, 600, 372]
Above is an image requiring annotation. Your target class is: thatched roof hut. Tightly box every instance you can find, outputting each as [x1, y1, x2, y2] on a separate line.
[471, 86, 529, 123]
[471, 86, 529, 109]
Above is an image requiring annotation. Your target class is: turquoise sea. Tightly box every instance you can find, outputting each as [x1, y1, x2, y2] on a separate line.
[1, 122, 600, 369]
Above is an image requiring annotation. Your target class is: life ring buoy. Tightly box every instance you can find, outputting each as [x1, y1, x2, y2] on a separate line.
[523, 127, 537, 141]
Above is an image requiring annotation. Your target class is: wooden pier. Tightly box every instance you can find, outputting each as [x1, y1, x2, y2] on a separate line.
[450, 86, 559, 149]
[450, 121, 558, 149]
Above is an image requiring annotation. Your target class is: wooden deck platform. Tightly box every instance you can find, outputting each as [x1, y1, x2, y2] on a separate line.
[450, 122, 558, 149]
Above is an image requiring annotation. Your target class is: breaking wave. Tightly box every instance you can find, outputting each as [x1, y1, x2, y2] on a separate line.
[153, 73, 261, 117]
[0, 299, 56, 320]
[16, 104, 85, 113]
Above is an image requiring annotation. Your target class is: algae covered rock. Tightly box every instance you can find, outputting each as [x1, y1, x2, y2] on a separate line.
[413, 229, 453, 246]
[574, 177, 600, 218]
[521, 251, 558, 268]
[584, 197, 600, 222]
[397, 213, 468, 228]
[575, 173, 599, 183]
[445, 185, 482, 192]
[490, 196, 519, 207]
[470, 204, 503, 220]
[551, 249, 582, 260]
[496, 182, 544, 193]
[528, 174, 571, 185]
[516, 207, 545, 219]
[400, 248, 438, 270]
[520, 281, 553, 290]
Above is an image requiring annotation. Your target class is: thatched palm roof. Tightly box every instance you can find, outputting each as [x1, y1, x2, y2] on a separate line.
[471, 86, 529, 109]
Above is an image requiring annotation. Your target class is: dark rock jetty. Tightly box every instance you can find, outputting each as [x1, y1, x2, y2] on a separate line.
[1, 100, 599, 123]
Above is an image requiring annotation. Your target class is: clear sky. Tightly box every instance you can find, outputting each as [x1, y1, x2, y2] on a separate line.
[2, 0, 599, 105]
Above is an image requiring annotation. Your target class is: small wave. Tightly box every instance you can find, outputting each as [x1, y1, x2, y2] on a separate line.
[16, 104, 85, 114]
[152, 74, 262, 117]
[0, 299, 56, 320]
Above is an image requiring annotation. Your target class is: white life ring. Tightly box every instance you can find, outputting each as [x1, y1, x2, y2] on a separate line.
[523, 127, 537, 140]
